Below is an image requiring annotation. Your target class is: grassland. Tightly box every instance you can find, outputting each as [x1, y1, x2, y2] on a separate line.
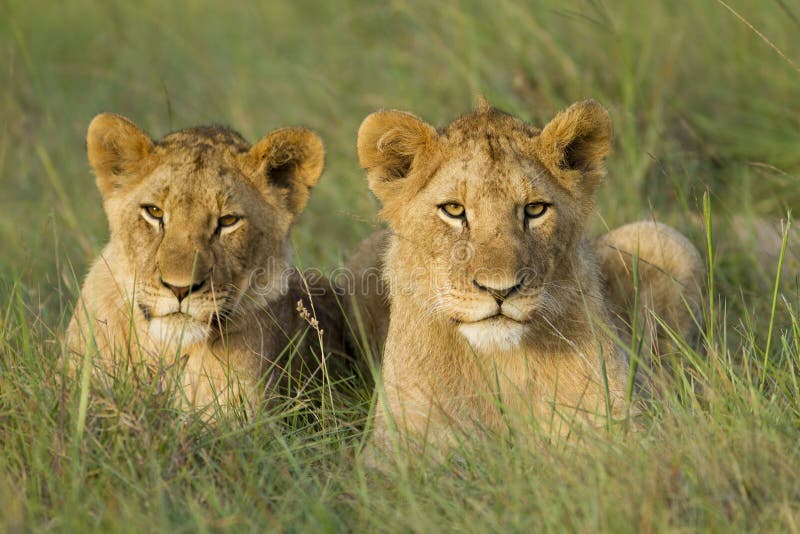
[1, 0, 799, 531]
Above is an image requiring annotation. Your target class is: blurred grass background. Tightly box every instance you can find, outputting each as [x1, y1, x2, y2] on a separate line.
[2, 0, 798, 282]
[1, 0, 799, 530]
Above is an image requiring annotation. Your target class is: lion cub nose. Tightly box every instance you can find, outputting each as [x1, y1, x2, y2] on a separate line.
[473, 278, 522, 306]
[161, 279, 206, 302]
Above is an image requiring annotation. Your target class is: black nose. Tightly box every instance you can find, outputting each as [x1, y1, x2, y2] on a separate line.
[161, 279, 206, 302]
[473, 278, 522, 306]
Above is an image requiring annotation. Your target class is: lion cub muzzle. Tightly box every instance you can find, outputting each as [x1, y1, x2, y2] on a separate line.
[472, 275, 523, 305]
[160, 278, 207, 303]
[456, 275, 530, 352]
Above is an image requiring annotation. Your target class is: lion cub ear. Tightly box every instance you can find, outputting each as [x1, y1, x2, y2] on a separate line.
[248, 128, 325, 215]
[87, 113, 155, 197]
[533, 100, 612, 192]
[357, 110, 439, 203]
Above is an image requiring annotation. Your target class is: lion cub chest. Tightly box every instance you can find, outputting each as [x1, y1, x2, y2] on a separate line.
[456, 343, 624, 434]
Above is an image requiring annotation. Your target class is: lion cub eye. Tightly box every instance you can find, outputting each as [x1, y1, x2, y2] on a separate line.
[439, 203, 466, 219]
[524, 202, 549, 220]
[142, 205, 164, 220]
[218, 215, 240, 228]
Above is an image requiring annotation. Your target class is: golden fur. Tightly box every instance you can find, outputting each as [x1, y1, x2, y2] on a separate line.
[66, 113, 350, 413]
[348, 222, 703, 366]
[595, 221, 702, 358]
[353, 101, 703, 452]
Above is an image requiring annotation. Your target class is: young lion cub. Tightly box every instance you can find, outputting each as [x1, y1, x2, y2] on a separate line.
[355, 100, 702, 452]
[66, 113, 350, 413]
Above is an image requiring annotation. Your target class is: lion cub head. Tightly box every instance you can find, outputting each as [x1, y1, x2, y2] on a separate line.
[358, 100, 612, 352]
[87, 113, 324, 348]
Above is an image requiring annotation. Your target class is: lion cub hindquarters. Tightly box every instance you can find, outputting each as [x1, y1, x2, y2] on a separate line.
[595, 221, 703, 359]
[357, 100, 634, 453]
[66, 112, 345, 413]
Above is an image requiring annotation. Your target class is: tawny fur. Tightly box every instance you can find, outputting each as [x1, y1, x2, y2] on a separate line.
[595, 221, 703, 357]
[352, 101, 703, 454]
[348, 224, 703, 371]
[66, 113, 350, 414]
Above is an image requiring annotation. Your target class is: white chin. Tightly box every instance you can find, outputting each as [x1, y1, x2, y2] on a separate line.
[148, 316, 209, 349]
[458, 318, 525, 353]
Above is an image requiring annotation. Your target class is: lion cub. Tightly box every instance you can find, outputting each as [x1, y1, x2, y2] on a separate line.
[66, 113, 350, 414]
[355, 100, 702, 452]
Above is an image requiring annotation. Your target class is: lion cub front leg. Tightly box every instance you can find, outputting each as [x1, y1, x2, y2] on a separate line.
[178, 346, 260, 417]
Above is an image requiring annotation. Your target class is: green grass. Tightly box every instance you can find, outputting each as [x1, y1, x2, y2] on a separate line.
[1, 0, 800, 530]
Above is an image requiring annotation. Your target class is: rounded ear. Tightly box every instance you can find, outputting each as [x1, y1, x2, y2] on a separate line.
[87, 113, 155, 197]
[533, 100, 612, 192]
[247, 127, 325, 215]
[357, 110, 438, 203]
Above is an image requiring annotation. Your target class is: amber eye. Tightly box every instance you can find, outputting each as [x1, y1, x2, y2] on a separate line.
[440, 203, 466, 219]
[218, 214, 240, 228]
[524, 202, 549, 219]
[142, 205, 164, 220]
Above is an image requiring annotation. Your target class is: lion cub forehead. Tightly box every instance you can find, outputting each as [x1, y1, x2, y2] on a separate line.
[145, 126, 256, 183]
[156, 125, 251, 152]
[441, 106, 541, 146]
[433, 109, 550, 196]
[438, 107, 546, 178]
